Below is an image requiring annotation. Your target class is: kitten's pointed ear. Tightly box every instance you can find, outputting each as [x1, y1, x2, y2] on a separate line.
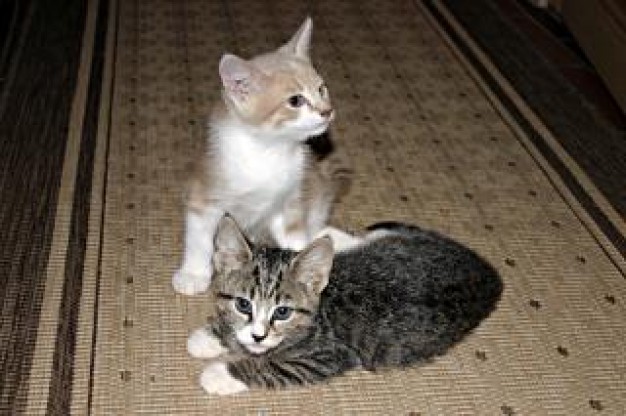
[290, 236, 333, 294]
[279, 17, 313, 59]
[213, 215, 253, 273]
[219, 54, 265, 101]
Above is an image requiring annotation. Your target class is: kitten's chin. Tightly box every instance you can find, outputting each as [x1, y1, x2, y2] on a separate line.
[242, 344, 271, 355]
[284, 118, 332, 140]
[304, 122, 331, 138]
[240, 337, 284, 355]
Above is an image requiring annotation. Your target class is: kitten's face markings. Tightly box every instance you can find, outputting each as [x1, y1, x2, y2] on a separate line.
[223, 257, 308, 355]
[232, 297, 299, 354]
[212, 217, 318, 355]
[219, 241, 331, 355]
[284, 80, 334, 121]
[267, 70, 333, 138]
[217, 18, 334, 138]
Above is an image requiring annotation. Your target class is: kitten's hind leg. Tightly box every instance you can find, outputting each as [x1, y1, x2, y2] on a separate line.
[315, 226, 363, 252]
[173, 206, 223, 295]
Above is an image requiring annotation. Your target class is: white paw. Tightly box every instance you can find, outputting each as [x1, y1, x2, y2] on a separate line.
[200, 362, 249, 395]
[172, 269, 211, 295]
[187, 328, 228, 359]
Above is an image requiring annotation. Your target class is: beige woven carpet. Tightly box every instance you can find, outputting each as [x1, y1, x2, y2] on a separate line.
[19, 0, 626, 414]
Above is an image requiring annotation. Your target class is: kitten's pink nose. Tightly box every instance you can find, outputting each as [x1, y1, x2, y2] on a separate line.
[252, 333, 267, 343]
[320, 108, 334, 118]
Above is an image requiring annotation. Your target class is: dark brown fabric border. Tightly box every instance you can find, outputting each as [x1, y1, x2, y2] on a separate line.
[0, 0, 89, 414]
[423, 0, 626, 264]
[0, 1, 33, 96]
[46, 0, 112, 414]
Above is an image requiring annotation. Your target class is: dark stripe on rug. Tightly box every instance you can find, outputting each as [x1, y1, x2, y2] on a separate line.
[86, 2, 118, 412]
[0, 1, 33, 94]
[0, 0, 88, 414]
[423, 0, 626, 262]
[46, 0, 111, 414]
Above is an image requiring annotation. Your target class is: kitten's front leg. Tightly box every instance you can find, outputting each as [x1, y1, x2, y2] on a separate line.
[173, 206, 223, 295]
[269, 191, 309, 251]
[187, 326, 229, 359]
[199, 345, 358, 395]
[199, 362, 249, 395]
[188, 325, 245, 395]
[269, 212, 308, 251]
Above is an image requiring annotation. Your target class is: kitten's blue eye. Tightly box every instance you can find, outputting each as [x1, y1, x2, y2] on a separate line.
[272, 306, 293, 321]
[235, 297, 252, 315]
[288, 94, 306, 108]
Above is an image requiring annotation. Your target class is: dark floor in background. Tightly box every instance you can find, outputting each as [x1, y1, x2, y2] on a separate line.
[512, 0, 626, 130]
[441, 0, 625, 224]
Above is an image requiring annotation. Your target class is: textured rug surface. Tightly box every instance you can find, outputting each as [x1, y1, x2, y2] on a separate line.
[2, 0, 625, 415]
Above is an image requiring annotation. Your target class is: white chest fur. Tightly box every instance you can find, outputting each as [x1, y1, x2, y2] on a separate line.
[212, 122, 306, 226]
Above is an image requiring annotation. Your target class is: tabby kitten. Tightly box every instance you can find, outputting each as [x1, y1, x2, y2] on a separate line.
[187, 216, 503, 395]
[173, 18, 350, 295]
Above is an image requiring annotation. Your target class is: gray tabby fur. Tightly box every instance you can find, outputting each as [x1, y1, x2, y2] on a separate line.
[191, 216, 503, 392]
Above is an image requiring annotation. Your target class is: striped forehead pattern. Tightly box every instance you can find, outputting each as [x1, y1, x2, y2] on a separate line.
[248, 247, 296, 300]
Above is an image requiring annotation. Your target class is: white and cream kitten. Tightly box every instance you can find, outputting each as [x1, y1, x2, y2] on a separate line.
[173, 18, 350, 295]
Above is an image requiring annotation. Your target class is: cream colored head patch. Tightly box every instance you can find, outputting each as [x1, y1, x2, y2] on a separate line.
[218, 18, 334, 139]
